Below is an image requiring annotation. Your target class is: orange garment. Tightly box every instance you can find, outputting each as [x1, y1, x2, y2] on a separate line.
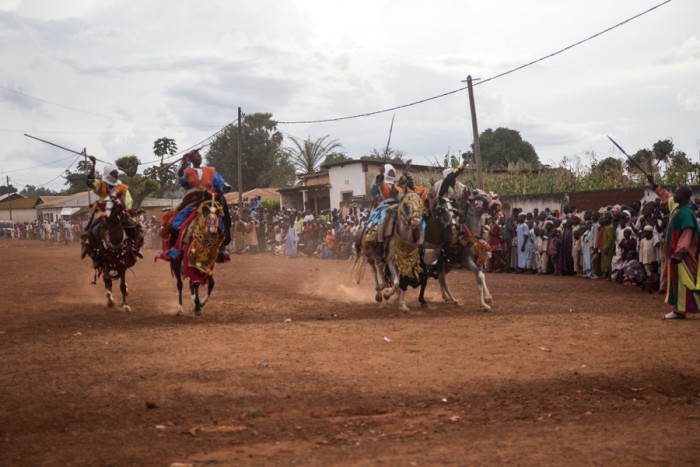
[182, 167, 215, 190]
[325, 231, 335, 249]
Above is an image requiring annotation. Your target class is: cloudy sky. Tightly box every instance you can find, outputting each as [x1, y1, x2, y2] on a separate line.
[1, 0, 698, 192]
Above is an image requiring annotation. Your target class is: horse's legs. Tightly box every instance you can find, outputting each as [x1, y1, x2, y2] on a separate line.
[191, 283, 202, 316]
[103, 274, 115, 308]
[200, 276, 214, 308]
[438, 270, 460, 306]
[120, 273, 131, 313]
[397, 277, 411, 313]
[382, 244, 400, 300]
[418, 273, 428, 308]
[370, 261, 383, 302]
[172, 261, 184, 315]
[465, 255, 491, 311]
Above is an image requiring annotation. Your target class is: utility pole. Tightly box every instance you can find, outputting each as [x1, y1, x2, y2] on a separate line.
[82, 148, 91, 205]
[237, 107, 243, 213]
[6, 176, 12, 222]
[465, 75, 483, 187]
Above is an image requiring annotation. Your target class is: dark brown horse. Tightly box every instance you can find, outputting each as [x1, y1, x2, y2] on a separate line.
[87, 193, 141, 312]
[419, 190, 501, 311]
[168, 192, 227, 316]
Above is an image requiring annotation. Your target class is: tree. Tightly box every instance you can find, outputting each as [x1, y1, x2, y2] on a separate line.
[0, 183, 18, 196]
[62, 159, 93, 194]
[19, 185, 57, 197]
[153, 137, 178, 165]
[464, 127, 539, 170]
[360, 147, 405, 163]
[150, 137, 179, 197]
[205, 113, 296, 190]
[285, 135, 344, 174]
[322, 153, 353, 166]
[114, 155, 158, 209]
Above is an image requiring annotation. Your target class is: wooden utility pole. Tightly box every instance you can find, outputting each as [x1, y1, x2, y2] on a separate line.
[82, 148, 91, 205]
[466, 75, 483, 187]
[6, 176, 12, 222]
[237, 107, 243, 211]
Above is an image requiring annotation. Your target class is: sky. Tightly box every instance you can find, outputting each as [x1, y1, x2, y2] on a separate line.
[1, 0, 698, 192]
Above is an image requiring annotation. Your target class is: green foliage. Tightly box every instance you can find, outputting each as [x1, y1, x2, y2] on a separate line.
[464, 127, 539, 170]
[360, 147, 405, 163]
[206, 113, 296, 190]
[286, 135, 344, 174]
[150, 137, 179, 197]
[115, 155, 157, 209]
[61, 159, 93, 194]
[454, 139, 699, 196]
[262, 198, 280, 212]
[0, 183, 18, 196]
[19, 185, 57, 197]
[322, 152, 353, 166]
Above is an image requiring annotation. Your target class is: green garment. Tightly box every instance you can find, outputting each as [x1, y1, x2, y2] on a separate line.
[600, 224, 615, 275]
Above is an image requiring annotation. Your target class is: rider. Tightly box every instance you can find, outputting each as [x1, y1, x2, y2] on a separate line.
[166, 149, 232, 260]
[370, 160, 428, 257]
[368, 163, 399, 258]
[81, 156, 144, 267]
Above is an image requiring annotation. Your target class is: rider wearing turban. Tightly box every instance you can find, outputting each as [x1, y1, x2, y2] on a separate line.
[81, 156, 143, 267]
[164, 149, 232, 260]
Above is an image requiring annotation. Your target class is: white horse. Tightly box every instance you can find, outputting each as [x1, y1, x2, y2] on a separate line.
[353, 193, 425, 312]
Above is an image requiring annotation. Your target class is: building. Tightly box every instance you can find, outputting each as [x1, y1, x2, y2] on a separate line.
[279, 160, 443, 217]
[0, 197, 39, 224]
[35, 191, 93, 223]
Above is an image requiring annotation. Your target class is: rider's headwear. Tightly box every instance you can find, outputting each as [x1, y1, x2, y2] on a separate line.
[103, 165, 121, 186]
[383, 164, 397, 184]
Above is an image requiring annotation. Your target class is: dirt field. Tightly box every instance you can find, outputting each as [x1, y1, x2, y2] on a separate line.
[0, 238, 698, 466]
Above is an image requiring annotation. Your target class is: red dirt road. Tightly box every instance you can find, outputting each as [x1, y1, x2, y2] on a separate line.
[0, 239, 698, 466]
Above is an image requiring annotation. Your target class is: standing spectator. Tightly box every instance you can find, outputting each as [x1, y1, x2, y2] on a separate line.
[284, 225, 298, 258]
[245, 217, 258, 254]
[648, 175, 700, 319]
[638, 225, 658, 278]
[516, 213, 531, 273]
[600, 214, 615, 280]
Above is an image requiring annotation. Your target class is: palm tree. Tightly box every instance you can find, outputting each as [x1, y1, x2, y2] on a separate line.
[286, 135, 344, 174]
[153, 137, 178, 165]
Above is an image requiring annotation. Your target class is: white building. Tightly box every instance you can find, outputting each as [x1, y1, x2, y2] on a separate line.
[279, 160, 443, 217]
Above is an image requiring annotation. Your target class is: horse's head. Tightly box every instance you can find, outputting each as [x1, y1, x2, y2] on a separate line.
[436, 197, 458, 227]
[463, 189, 501, 234]
[398, 192, 424, 230]
[103, 193, 126, 223]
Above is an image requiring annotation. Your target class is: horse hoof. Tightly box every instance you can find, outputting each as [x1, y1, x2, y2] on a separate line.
[200, 296, 209, 308]
[122, 305, 131, 313]
[420, 302, 429, 309]
[375, 292, 383, 303]
[176, 305, 183, 316]
[194, 308, 202, 317]
[480, 304, 492, 312]
[399, 305, 410, 313]
[453, 300, 462, 307]
[485, 296, 493, 303]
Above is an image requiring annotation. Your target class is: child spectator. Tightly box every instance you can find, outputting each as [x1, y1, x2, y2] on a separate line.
[621, 251, 645, 286]
[642, 261, 660, 293]
[638, 225, 658, 278]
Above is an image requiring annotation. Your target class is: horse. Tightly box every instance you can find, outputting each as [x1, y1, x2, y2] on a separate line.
[420, 189, 501, 311]
[353, 192, 426, 312]
[168, 191, 226, 316]
[87, 193, 141, 312]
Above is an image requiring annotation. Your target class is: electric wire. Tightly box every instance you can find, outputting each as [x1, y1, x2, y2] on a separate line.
[277, 0, 673, 124]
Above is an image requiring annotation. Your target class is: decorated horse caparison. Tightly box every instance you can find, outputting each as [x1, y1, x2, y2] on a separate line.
[354, 192, 426, 312]
[86, 193, 141, 312]
[165, 189, 227, 316]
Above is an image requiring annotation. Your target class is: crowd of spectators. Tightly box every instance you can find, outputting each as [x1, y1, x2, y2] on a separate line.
[484, 197, 681, 294]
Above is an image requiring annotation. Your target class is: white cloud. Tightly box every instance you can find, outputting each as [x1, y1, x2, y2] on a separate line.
[677, 91, 700, 112]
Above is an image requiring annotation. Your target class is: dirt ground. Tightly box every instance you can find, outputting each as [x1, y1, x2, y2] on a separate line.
[0, 238, 698, 466]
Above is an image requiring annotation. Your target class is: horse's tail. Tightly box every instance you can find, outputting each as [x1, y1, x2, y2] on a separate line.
[352, 253, 367, 285]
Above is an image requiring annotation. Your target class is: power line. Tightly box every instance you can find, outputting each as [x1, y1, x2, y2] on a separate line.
[277, 0, 673, 125]
[5, 154, 79, 173]
[0, 85, 224, 131]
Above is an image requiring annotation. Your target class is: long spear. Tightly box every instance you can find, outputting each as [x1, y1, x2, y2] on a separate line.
[607, 135, 648, 176]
